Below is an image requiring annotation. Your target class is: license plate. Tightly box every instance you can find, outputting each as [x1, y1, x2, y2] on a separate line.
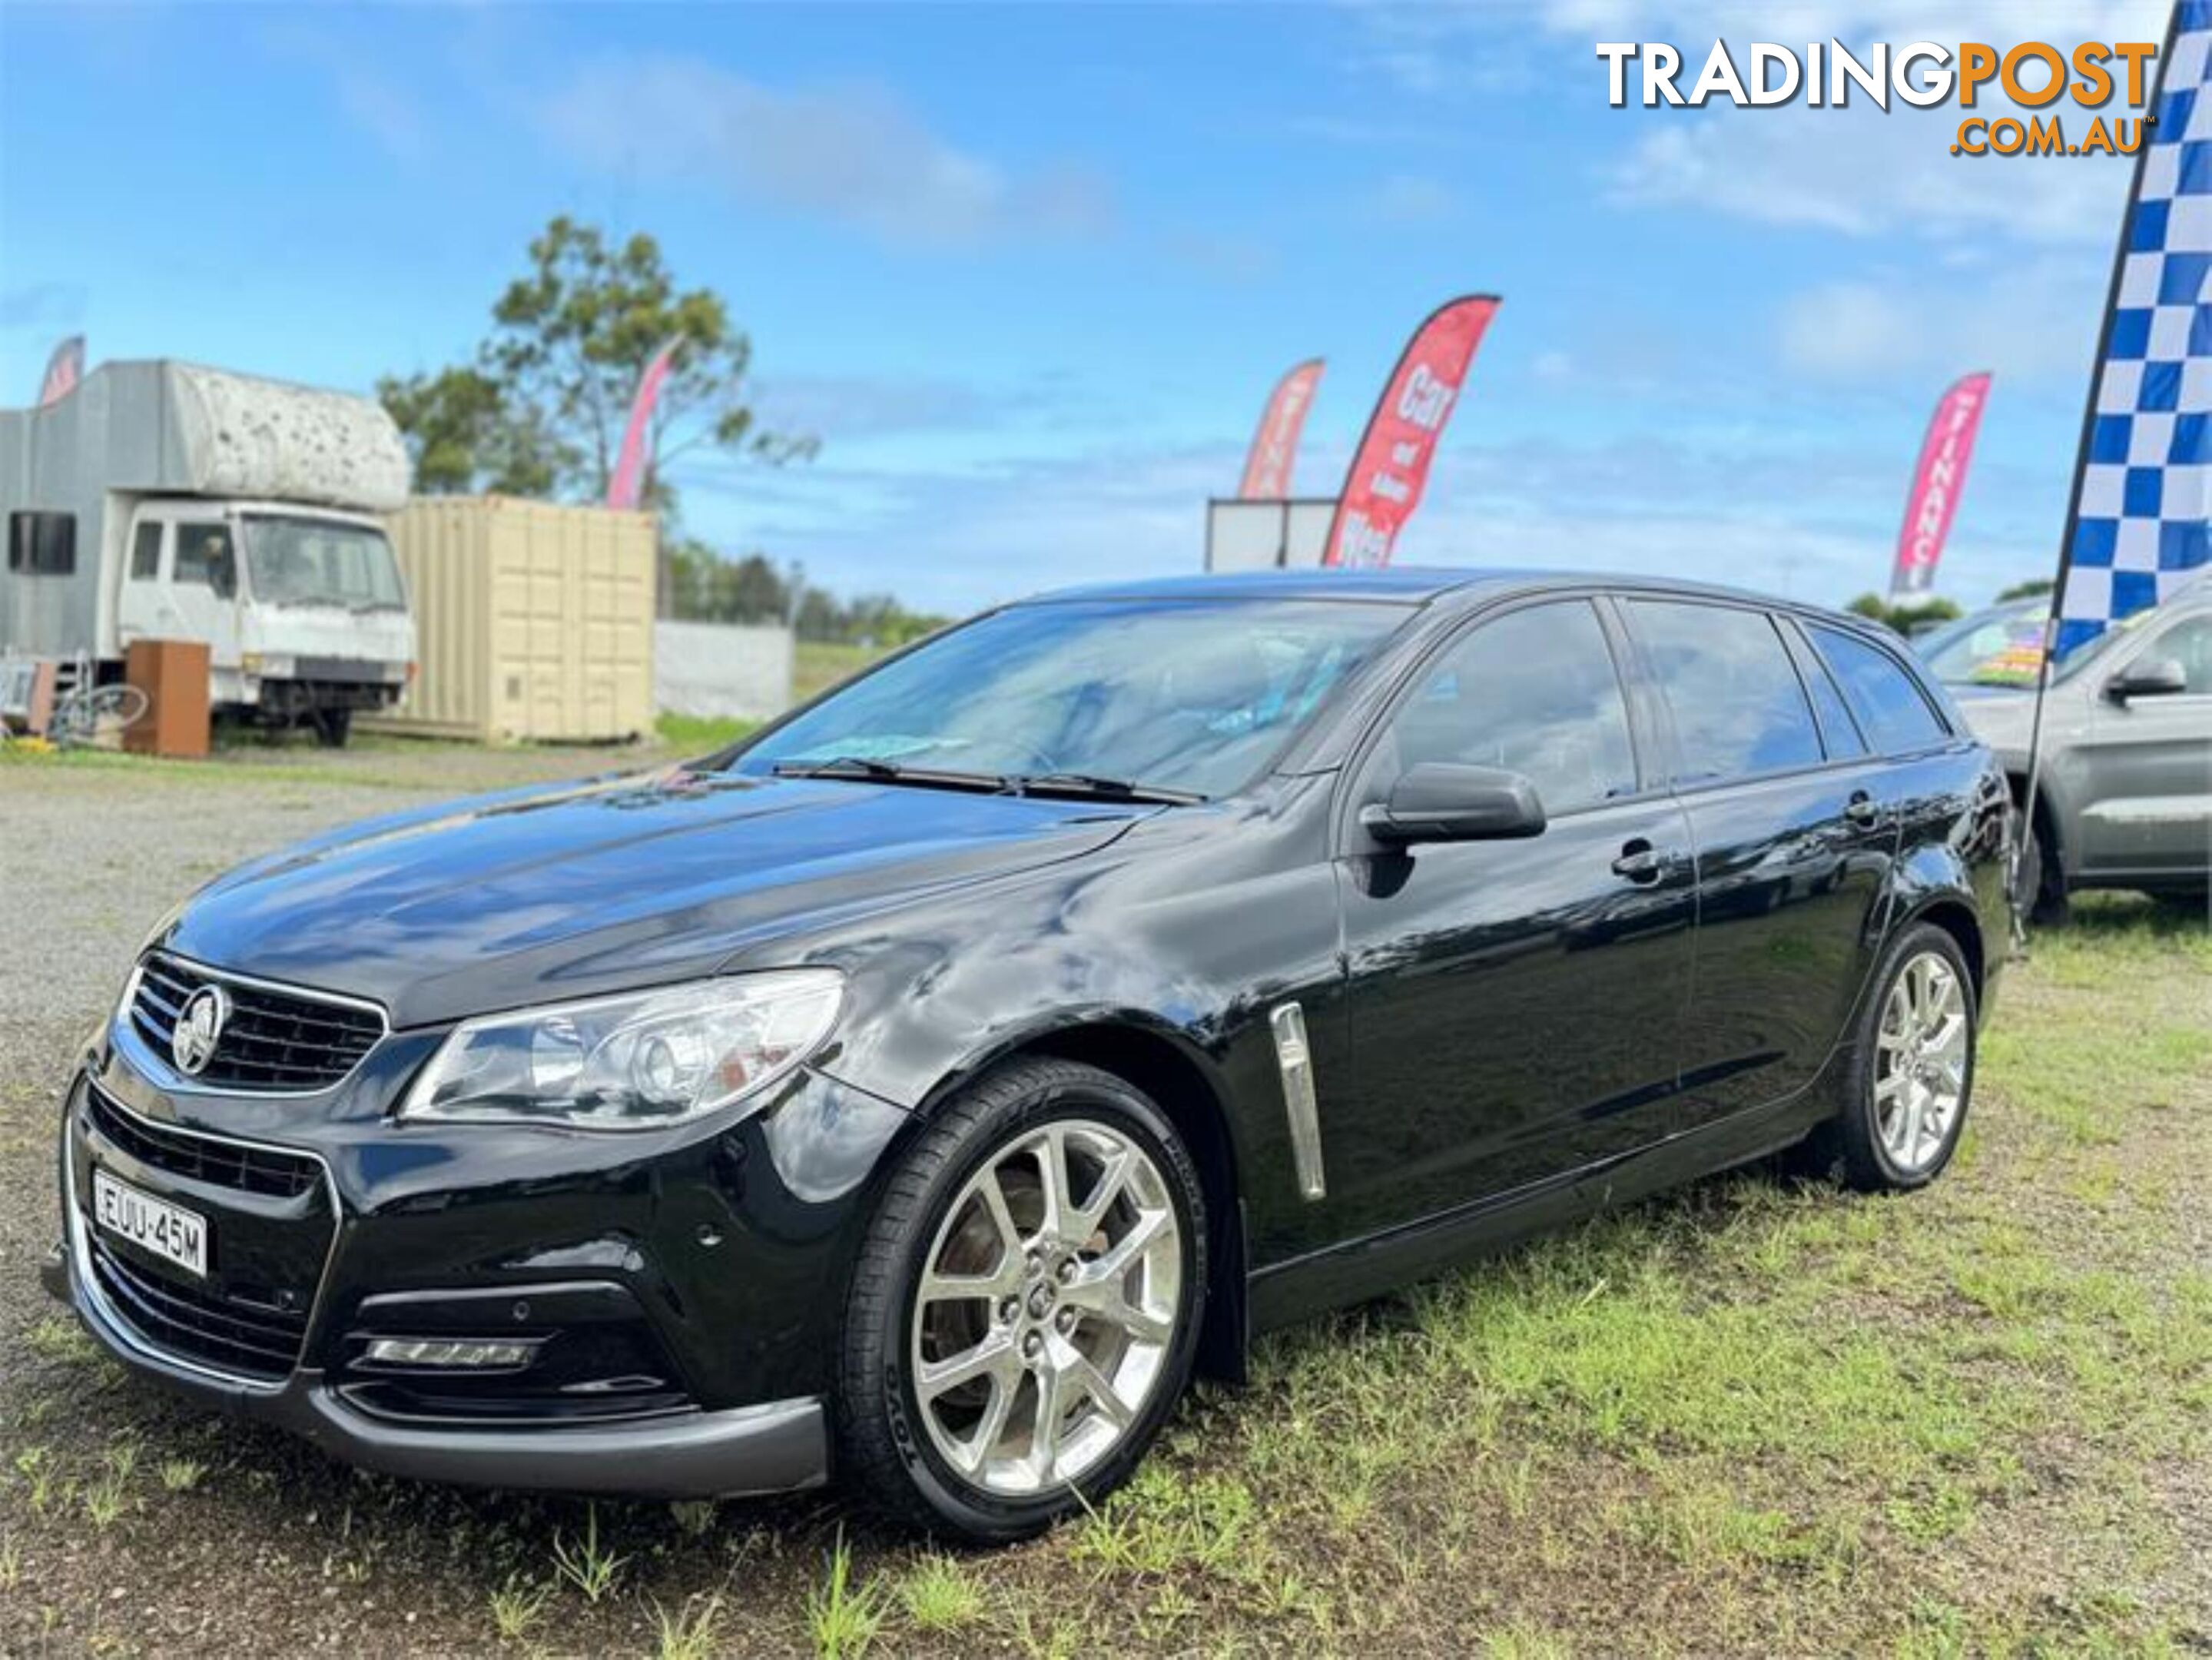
[92, 1169, 208, 1279]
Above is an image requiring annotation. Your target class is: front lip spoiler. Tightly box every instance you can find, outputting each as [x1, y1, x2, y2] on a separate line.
[39, 1242, 829, 1502]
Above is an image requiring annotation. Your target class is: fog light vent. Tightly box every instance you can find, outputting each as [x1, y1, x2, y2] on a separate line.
[363, 1337, 536, 1370]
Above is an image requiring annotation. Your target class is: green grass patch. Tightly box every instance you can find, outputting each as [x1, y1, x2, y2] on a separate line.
[652, 711, 759, 755]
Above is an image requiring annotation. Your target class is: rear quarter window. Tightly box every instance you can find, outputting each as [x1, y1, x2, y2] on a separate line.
[1809, 625, 1950, 754]
[1626, 599, 1825, 784]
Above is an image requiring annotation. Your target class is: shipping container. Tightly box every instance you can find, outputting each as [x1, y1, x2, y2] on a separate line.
[371, 496, 655, 743]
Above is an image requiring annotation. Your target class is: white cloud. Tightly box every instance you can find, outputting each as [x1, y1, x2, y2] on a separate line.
[754, 370, 1114, 444]
[1597, 2, 2166, 244]
[1345, 1, 2164, 246]
[1157, 228, 1278, 283]
[689, 440, 1242, 613]
[1776, 254, 2108, 384]
[1369, 174, 1458, 224]
[261, 21, 432, 161]
[0, 282, 85, 333]
[688, 400, 2064, 616]
[540, 55, 1114, 249]
[1609, 88, 2140, 247]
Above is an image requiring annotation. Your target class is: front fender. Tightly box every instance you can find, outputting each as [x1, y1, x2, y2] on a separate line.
[785, 787, 1346, 1256]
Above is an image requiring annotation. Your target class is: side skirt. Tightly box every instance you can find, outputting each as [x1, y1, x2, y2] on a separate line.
[1245, 1080, 1836, 1337]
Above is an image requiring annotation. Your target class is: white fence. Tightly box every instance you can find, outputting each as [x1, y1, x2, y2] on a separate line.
[653, 620, 795, 723]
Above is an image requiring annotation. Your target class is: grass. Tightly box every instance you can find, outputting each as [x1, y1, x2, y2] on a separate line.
[487, 1577, 550, 1643]
[0, 899, 2204, 1654]
[549, 1505, 628, 1604]
[893, 1553, 987, 1632]
[794, 639, 885, 705]
[654, 1592, 726, 1660]
[806, 1529, 885, 1658]
[652, 711, 758, 754]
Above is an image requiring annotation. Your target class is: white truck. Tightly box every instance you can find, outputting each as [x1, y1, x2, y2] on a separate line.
[0, 360, 416, 745]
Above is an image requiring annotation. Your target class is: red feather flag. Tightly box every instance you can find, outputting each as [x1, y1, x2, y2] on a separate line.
[1239, 358, 1325, 498]
[1325, 296, 1499, 568]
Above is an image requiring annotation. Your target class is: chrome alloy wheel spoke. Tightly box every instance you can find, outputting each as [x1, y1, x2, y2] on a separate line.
[1875, 951, 1967, 1174]
[910, 1117, 1182, 1496]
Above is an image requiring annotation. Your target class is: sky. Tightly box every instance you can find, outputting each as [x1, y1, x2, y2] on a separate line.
[0, 0, 2171, 616]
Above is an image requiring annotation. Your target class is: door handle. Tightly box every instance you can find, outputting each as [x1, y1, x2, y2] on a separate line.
[1611, 840, 1667, 883]
[1845, 792, 1879, 826]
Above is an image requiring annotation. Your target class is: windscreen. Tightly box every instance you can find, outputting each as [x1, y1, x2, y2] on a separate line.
[243, 516, 406, 612]
[733, 598, 1409, 798]
[1919, 603, 2048, 688]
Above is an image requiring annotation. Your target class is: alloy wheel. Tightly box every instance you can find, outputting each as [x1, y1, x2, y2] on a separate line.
[909, 1118, 1183, 1497]
[1873, 950, 1968, 1174]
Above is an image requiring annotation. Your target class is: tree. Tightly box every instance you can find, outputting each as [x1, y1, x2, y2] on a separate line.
[482, 216, 817, 515]
[1997, 578, 2054, 602]
[1846, 593, 1963, 635]
[377, 366, 566, 496]
[663, 543, 794, 625]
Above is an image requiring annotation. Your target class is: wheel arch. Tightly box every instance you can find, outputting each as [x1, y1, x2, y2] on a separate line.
[1896, 894, 1986, 1008]
[919, 1014, 1251, 1385]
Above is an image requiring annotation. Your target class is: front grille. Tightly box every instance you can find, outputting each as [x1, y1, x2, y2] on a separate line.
[87, 1235, 309, 1382]
[85, 1088, 320, 1199]
[129, 954, 383, 1092]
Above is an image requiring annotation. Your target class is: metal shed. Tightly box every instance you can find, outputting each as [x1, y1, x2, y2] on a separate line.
[373, 496, 655, 743]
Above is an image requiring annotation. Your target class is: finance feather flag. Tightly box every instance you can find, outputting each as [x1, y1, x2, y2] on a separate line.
[1239, 358, 1325, 499]
[1890, 372, 1991, 597]
[2054, 0, 2212, 656]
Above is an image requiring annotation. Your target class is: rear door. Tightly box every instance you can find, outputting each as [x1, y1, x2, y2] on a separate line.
[1623, 600, 1902, 1132]
[1326, 596, 1696, 1240]
[2074, 612, 2212, 880]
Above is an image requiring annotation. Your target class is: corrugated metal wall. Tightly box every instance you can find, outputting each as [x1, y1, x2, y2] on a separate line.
[373, 496, 655, 742]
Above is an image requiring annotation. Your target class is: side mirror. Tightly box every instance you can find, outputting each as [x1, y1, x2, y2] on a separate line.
[2106, 657, 2187, 702]
[1360, 762, 1547, 845]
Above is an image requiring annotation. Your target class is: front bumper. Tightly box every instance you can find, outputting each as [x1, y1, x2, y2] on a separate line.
[41, 1235, 823, 1496]
[39, 1028, 909, 1499]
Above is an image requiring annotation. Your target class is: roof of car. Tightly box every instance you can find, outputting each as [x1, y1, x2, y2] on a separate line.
[1020, 566, 1869, 618]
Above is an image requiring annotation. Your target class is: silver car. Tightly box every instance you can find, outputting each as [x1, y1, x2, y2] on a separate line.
[1934, 583, 2212, 918]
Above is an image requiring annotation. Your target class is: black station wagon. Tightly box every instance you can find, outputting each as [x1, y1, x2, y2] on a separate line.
[45, 569, 2010, 1540]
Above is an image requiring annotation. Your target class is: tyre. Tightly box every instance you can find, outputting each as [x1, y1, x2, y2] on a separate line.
[311, 707, 353, 748]
[2150, 886, 2210, 921]
[837, 1057, 1207, 1541]
[1804, 921, 1978, 1193]
[2013, 808, 2068, 928]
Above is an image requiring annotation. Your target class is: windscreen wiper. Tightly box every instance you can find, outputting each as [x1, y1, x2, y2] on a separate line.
[771, 756, 1008, 793]
[1007, 772, 1205, 805]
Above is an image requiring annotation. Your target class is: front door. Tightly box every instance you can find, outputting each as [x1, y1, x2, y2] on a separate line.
[2075, 612, 2212, 881]
[1325, 598, 1696, 1243]
[161, 516, 244, 671]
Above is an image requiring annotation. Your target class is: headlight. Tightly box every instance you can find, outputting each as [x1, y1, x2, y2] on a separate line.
[399, 971, 843, 1130]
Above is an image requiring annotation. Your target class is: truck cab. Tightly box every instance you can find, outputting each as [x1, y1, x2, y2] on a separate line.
[116, 500, 415, 744]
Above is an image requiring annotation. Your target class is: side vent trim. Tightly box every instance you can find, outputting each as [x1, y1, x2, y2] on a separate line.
[1269, 1001, 1326, 1202]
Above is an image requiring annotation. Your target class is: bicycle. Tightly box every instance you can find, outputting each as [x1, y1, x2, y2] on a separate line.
[47, 681, 151, 748]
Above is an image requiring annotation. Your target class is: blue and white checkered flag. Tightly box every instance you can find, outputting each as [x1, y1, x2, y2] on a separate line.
[2058, 0, 2212, 658]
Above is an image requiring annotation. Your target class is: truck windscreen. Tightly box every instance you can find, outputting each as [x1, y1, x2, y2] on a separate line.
[243, 516, 406, 612]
